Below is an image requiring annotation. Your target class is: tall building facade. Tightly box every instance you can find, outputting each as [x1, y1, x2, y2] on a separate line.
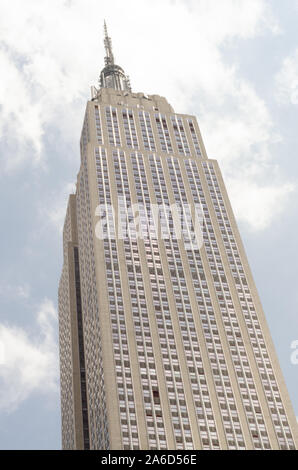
[58, 25, 298, 450]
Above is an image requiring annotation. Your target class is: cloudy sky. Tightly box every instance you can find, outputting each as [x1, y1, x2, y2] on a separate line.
[0, 0, 298, 449]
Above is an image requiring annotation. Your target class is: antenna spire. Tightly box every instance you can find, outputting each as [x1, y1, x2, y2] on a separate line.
[103, 20, 114, 66]
[99, 21, 131, 92]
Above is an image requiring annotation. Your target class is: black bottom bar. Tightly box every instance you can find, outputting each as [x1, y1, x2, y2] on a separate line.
[0, 449, 296, 465]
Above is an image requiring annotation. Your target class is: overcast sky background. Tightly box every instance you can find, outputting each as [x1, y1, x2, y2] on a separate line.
[0, 0, 298, 449]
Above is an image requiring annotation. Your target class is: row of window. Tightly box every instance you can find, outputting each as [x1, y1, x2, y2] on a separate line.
[94, 105, 202, 157]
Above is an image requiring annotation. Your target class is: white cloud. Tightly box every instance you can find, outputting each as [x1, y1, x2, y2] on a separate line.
[275, 49, 298, 105]
[199, 77, 295, 230]
[0, 298, 58, 412]
[0, 0, 292, 230]
[16, 284, 31, 299]
[0, 47, 44, 170]
[227, 179, 295, 231]
[40, 181, 76, 234]
[0, 283, 30, 300]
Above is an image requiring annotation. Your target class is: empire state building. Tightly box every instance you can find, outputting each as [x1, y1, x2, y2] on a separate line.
[58, 23, 298, 450]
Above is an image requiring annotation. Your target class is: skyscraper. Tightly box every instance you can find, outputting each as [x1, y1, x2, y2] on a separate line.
[58, 23, 298, 450]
